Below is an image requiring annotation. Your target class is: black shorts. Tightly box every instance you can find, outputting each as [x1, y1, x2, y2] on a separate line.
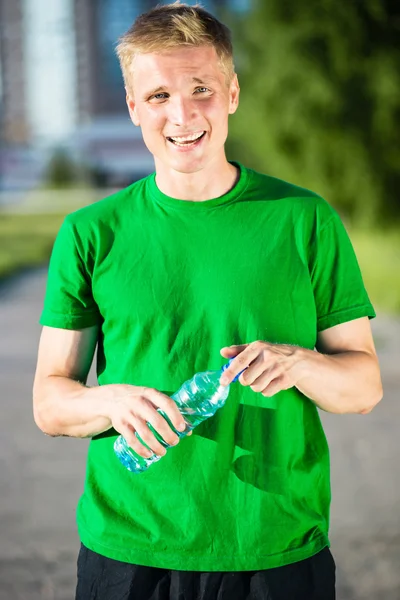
[76, 543, 335, 600]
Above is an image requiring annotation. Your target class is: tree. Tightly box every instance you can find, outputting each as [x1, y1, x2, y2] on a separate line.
[45, 148, 78, 189]
[225, 0, 400, 226]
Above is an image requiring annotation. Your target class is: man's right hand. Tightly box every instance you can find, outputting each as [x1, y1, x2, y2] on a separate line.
[106, 384, 188, 458]
[33, 326, 191, 453]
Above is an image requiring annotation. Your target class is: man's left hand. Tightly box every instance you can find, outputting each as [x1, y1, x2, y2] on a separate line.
[219, 341, 305, 397]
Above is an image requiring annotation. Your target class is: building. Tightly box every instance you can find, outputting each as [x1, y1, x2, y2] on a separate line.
[0, 0, 251, 188]
[0, 0, 77, 189]
[0, 0, 30, 145]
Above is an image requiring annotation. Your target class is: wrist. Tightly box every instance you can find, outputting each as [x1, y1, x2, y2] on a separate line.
[86, 383, 123, 421]
[292, 346, 316, 385]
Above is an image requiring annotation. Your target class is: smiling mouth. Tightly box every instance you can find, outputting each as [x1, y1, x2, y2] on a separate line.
[166, 131, 206, 146]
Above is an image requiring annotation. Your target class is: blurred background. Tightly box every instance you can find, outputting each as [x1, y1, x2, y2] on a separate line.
[0, 0, 399, 599]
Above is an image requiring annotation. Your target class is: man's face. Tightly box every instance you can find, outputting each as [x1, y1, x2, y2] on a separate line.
[126, 45, 239, 174]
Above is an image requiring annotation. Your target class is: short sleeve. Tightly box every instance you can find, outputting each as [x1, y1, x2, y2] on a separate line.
[310, 209, 376, 332]
[39, 217, 101, 329]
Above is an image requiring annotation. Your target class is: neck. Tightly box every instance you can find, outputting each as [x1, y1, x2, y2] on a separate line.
[154, 156, 239, 201]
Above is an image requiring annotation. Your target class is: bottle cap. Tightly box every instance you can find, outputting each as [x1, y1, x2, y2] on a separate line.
[221, 358, 246, 383]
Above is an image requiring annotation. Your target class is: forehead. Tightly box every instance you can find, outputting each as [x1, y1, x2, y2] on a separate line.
[132, 46, 225, 90]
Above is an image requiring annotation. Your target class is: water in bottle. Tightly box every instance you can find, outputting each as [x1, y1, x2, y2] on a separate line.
[114, 358, 244, 473]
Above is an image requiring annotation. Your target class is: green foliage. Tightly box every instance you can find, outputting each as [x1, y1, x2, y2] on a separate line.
[44, 148, 79, 189]
[349, 226, 400, 314]
[225, 0, 400, 226]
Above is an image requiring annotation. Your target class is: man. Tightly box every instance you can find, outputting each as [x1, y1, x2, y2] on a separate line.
[33, 3, 383, 600]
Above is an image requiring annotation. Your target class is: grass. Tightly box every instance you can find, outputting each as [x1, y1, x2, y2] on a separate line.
[0, 191, 399, 315]
[0, 212, 67, 279]
[0, 188, 100, 279]
[348, 227, 400, 315]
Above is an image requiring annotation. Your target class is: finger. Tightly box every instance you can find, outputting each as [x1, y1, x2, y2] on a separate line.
[147, 410, 181, 447]
[121, 423, 154, 459]
[131, 396, 174, 444]
[239, 354, 267, 386]
[249, 367, 278, 393]
[143, 388, 186, 432]
[220, 344, 248, 357]
[261, 375, 288, 397]
[220, 343, 261, 385]
[133, 418, 167, 457]
[131, 400, 178, 451]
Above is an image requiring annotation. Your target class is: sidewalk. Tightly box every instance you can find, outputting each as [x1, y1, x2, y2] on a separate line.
[0, 268, 399, 599]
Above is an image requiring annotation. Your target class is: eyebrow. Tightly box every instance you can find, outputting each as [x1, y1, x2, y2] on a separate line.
[143, 76, 216, 99]
[144, 86, 166, 99]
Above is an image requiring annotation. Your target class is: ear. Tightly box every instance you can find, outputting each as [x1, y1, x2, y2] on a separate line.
[126, 87, 140, 126]
[228, 74, 240, 115]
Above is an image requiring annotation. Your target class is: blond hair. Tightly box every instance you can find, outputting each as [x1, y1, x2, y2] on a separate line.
[116, 2, 235, 94]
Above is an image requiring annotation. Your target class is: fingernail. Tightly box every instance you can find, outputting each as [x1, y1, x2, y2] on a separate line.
[220, 376, 229, 385]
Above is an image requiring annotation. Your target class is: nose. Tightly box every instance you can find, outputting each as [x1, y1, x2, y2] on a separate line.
[167, 95, 197, 127]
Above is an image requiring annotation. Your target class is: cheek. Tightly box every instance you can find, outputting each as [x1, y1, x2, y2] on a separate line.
[147, 106, 165, 127]
[208, 106, 229, 138]
[206, 99, 230, 127]
[138, 109, 165, 145]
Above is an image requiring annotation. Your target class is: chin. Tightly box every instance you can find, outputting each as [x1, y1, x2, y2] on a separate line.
[162, 155, 208, 175]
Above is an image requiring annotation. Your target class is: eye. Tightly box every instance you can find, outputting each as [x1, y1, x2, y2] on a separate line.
[194, 87, 209, 94]
[149, 93, 169, 102]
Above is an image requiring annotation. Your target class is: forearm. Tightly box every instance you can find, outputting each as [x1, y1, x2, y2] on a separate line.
[295, 348, 383, 414]
[33, 375, 114, 438]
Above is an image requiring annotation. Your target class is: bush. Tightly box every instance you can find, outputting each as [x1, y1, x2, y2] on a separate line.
[44, 148, 79, 188]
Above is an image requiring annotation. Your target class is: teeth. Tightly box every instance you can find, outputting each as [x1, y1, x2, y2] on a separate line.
[169, 132, 204, 143]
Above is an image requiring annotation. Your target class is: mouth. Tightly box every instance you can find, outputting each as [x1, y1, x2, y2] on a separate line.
[166, 131, 206, 148]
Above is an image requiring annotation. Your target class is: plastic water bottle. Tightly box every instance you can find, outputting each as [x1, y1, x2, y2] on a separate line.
[114, 359, 244, 473]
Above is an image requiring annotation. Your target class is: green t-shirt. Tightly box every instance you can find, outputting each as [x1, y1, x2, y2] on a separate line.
[40, 162, 375, 571]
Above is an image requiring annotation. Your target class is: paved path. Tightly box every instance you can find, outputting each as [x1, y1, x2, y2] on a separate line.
[0, 269, 399, 599]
